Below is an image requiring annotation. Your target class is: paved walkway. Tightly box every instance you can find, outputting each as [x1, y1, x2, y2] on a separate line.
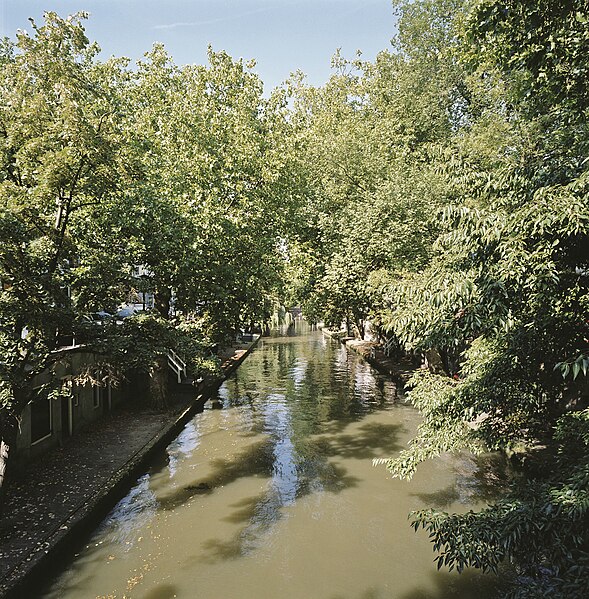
[0, 339, 258, 598]
[0, 408, 170, 594]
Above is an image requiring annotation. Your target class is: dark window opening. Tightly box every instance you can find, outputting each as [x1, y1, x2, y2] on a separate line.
[31, 396, 52, 444]
[93, 385, 101, 409]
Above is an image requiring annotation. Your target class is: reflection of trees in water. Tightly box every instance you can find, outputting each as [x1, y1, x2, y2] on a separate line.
[166, 421, 200, 479]
[290, 356, 308, 390]
[458, 452, 511, 502]
[190, 331, 406, 560]
[258, 335, 393, 410]
[227, 331, 402, 456]
[412, 452, 511, 509]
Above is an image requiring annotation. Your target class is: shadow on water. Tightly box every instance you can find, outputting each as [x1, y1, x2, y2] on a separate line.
[195, 533, 247, 563]
[156, 433, 364, 513]
[193, 489, 304, 565]
[182, 492, 284, 565]
[412, 453, 511, 509]
[412, 483, 462, 509]
[311, 421, 405, 460]
[329, 590, 388, 599]
[178, 457, 361, 567]
[220, 492, 268, 525]
[156, 438, 275, 510]
[398, 569, 502, 599]
[142, 583, 180, 599]
[327, 570, 501, 599]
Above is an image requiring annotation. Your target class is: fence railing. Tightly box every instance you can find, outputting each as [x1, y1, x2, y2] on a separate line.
[382, 337, 397, 357]
[167, 349, 187, 384]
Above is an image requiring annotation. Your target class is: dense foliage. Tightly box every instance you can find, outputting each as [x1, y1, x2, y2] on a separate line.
[284, 0, 589, 597]
[1, 2, 588, 596]
[0, 12, 297, 501]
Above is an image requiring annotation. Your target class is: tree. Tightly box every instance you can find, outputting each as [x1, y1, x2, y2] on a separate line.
[282, 0, 588, 595]
[373, 2, 589, 596]
[0, 12, 136, 506]
[124, 46, 298, 340]
[284, 4, 463, 335]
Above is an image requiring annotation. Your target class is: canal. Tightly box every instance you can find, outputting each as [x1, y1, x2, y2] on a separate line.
[41, 326, 501, 598]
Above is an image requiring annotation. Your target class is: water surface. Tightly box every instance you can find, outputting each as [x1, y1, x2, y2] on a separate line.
[43, 327, 500, 599]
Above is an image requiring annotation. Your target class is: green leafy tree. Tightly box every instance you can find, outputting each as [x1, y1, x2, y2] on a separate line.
[0, 13, 135, 505]
[374, 2, 589, 596]
[284, 2, 464, 335]
[125, 46, 297, 339]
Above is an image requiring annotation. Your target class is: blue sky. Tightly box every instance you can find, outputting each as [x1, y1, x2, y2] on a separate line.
[0, 1, 398, 92]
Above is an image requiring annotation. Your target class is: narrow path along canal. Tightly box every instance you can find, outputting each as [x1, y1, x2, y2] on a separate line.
[41, 325, 502, 599]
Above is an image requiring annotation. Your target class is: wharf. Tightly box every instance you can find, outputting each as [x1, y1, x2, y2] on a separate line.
[0, 336, 259, 598]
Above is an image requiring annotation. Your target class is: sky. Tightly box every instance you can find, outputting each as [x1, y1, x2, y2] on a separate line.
[0, 0, 398, 92]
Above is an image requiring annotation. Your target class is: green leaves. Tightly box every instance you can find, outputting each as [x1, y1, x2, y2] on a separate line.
[467, 0, 589, 117]
[0, 11, 132, 380]
[0, 12, 299, 422]
[555, 354, 589, 380]
[410, 455, 589, 597]
[1, 5, 588, 593]
[124, 46, 294, 338]
[279, 2, 589, 596]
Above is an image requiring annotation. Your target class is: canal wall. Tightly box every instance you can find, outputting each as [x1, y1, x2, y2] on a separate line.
[0, 336, 260, 599]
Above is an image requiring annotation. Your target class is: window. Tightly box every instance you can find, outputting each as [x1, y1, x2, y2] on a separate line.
[31, 395, 52, 445]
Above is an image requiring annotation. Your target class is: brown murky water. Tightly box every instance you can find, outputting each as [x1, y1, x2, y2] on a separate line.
[41, 326, 501, 599]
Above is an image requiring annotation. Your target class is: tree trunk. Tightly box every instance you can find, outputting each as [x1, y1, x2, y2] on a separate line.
[424, 349, 447, 375]
[154, 287, 172, 319]
[0, 411, 19, 517]
[149, 354, 169, 411]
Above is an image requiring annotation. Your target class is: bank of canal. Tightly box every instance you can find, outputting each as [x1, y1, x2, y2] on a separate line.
[39, 325, 502, 599]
